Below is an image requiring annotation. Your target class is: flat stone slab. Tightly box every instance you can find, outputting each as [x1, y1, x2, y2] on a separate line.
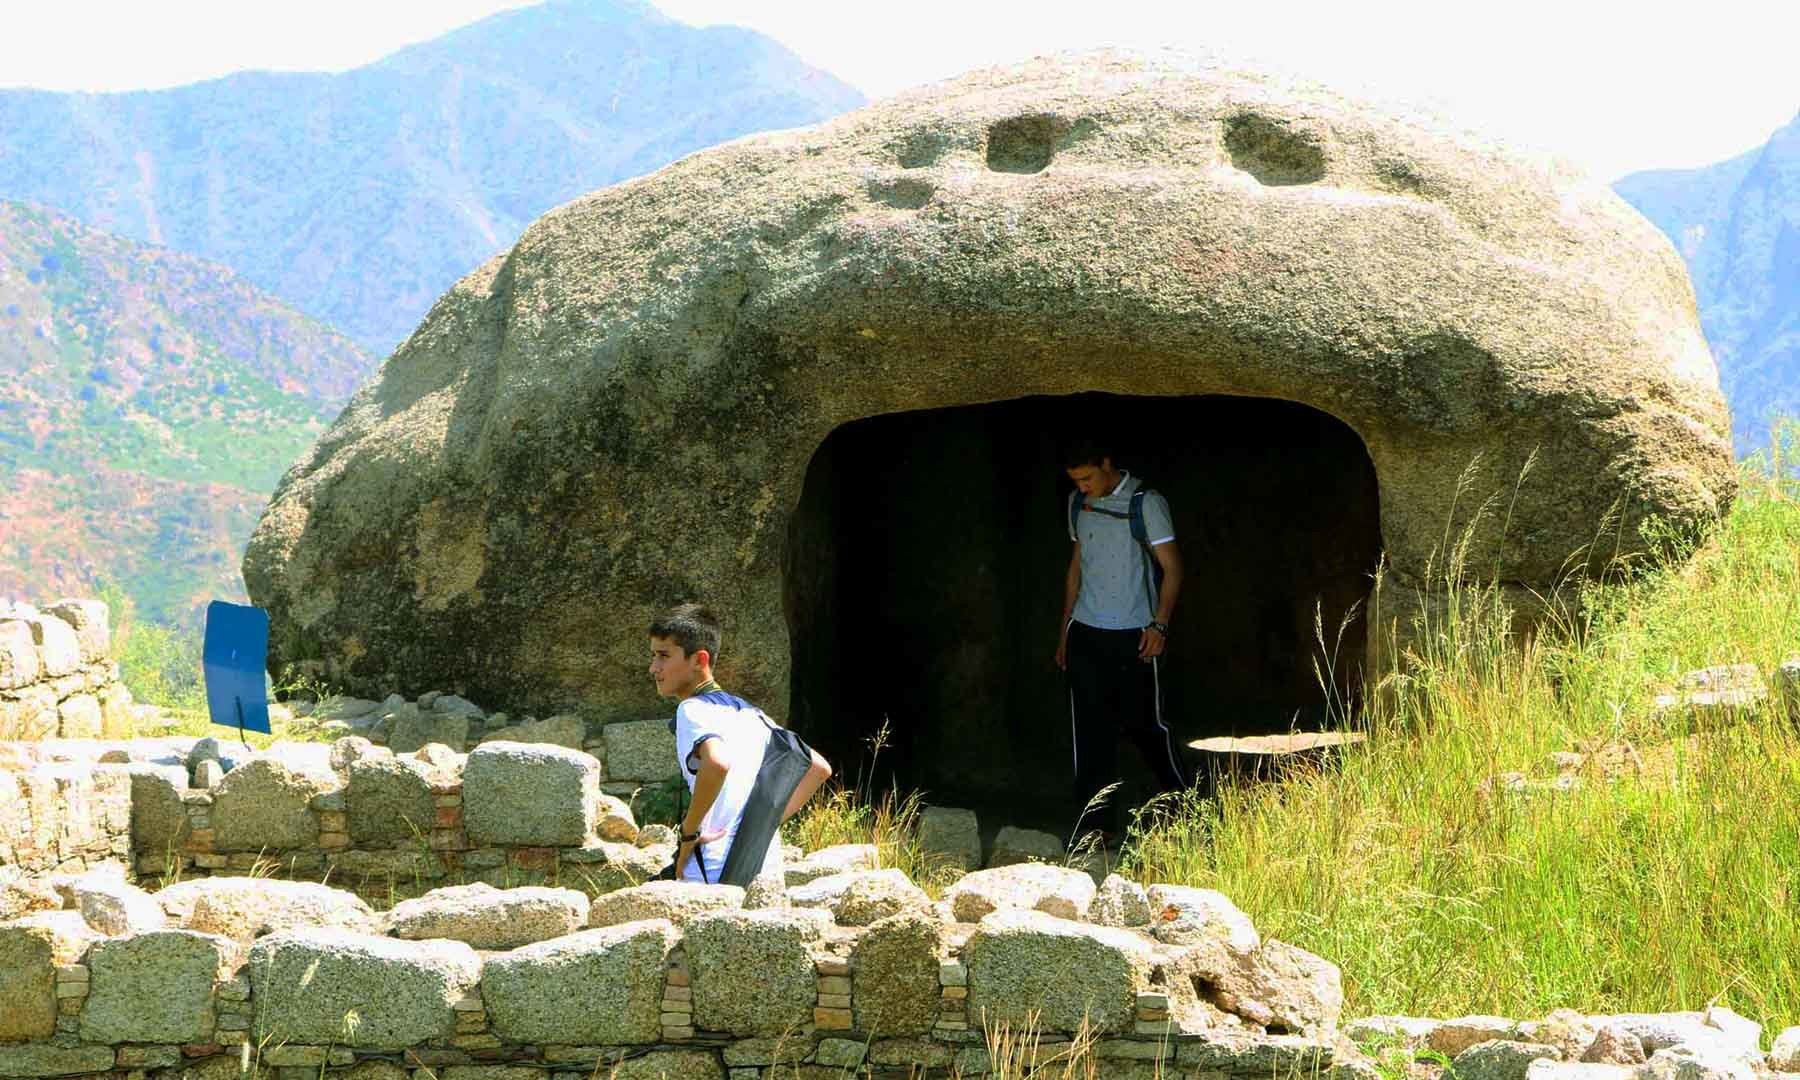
[158, 877, 378, 940]
[388, 883, 589, 949]
[587, 880, 745, 928]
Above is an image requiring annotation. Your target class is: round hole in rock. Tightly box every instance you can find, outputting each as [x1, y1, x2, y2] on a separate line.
[783, 393, 1382, 829]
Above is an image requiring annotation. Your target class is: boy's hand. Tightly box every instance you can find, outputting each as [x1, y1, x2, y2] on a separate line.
[676, 827, 727, 877]
[1138, 625, 1167, 660]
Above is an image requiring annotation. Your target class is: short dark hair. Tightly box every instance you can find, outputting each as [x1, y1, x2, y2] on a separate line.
[649, 603, 721, 660]
[1062, 438, 1112, 470]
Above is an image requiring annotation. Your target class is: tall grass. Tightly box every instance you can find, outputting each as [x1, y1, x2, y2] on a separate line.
[1122, 427, 1800, 1032]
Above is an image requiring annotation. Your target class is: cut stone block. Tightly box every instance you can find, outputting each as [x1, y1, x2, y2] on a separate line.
[965, 909, 1156, 1035]
[160, 878, 378, 941]
[945, 862, 1097, 922]
[345, 754, 436, 845]
[853, 909, 942, 1037]
[602, 719, 677, 782]
[79, 929, 233, 1043]
[481, 919, 677, 1044]
[919, 805, 982, 872]
[0, 923, 58, 1042]
[210, 757, 338, 852]
[249, 929, 482, 1050]
[685, 908, 829, 1036]
[587, 880, 745, 928]
[45, 599, 110, 664]
[0, 619, 39, 690]
[463, 741, 600, 847]
[56, 692, 102, 738]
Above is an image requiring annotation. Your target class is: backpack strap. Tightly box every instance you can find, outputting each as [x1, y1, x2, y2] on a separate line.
[1131, 489, 1163, 613]
[1128, 490, 1148, 546]
[1067, 489, 1083, 540]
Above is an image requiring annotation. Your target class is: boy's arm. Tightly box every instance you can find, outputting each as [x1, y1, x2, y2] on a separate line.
[779, 748, 833, 823]
[1055, 541, 1081, 670]
[677, 739, 730, 876]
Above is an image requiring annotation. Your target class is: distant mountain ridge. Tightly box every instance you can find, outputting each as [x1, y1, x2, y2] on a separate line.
[0, 199, 371, 622]
[0, 0, 865, 353]
[1616, 110, 1800, 455]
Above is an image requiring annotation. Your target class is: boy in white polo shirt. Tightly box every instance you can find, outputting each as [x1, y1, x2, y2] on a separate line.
[649, 603, 833, 883]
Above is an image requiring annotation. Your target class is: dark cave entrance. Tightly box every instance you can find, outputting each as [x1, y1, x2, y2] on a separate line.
[783, 394, 1382, 829]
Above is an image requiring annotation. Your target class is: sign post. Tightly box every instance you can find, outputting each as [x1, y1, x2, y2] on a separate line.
[202, 600, 271, 746]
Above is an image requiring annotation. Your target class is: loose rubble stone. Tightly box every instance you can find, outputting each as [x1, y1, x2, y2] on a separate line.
[74, 877, 166, 935]
[785, 842, 879, 886]
[1768, 1027, 1800, 1071]
[587, 880, 745, 928]
[0, 923, 57, 1042]
[0, 618, 39, 690]
[1199, 938, 1344, 1035]
[685, 908, 828, 1035]
[478, 712, 585, 749]
[853, 909, 942, 1036]
[1635, 1045, 1757, 1080]
[194, 758, 225, 789]
[561, 838, 673, 891]
[210, 757, 338, 852]
[388, 707, 470, 755]
[482, 920, 677, 1044]
[463, 741, 600, 847]
[1346, 1015, 1441, 1049]
[595, 791, 639, 843]
[25, 611, 81, 677]
[432, 694, 484, 719]
[315, 696, 380, 721]
[1452, 1039, 1564, 1080]
[1701, 1007, 1760, 1054]
[57, 692, 102, 738]
[945, 862, 1097, 922]
[345, 754, 436, 844]
[1432, 1017, 1524, 1057]
[329, 735, 385, 773]
[787, 868, 928, 925]
[1587, 1025, 1650, 1065]
[1089, 873, 1153, 927]
[79, 929, 233, 1043]
[602, 719, 677, 782]
[388, 883, 589, 949]
[45, 599, 110, 663]
[159, 877, 378, 939]
[919, 805, 983, 873]
[987, 825, 1064, 867]
[0, 683, 56, 739]
[966, 909, 1155, 1035]
[1147, 883, 1261, 951]
[250, 929, 482, 1049]
[0, 866, 62, 922]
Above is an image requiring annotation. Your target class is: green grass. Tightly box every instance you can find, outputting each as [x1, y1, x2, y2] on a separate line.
[1119, 431, 1800, 1033]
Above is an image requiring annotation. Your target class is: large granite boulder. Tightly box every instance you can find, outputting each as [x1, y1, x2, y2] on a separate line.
[246, 51, 1733, 741]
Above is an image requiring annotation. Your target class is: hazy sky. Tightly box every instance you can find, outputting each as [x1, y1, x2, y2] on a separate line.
[2, 0, 1795, 182]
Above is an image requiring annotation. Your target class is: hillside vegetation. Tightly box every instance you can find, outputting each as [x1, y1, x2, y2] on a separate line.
[1118, 436, 1800, 1032]
[0, 199, 370, 622]
[0, 0, 864, 351]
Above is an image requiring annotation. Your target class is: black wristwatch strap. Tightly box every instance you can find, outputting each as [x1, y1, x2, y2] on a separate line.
[680, 830, 700, 844]
[1148, 620, 1169, 635]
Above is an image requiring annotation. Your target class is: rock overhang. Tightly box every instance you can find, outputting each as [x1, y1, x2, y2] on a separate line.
[245, 49, 1735, 720]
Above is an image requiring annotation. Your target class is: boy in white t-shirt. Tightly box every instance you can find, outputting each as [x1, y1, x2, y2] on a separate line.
[648, 603, 833, 883]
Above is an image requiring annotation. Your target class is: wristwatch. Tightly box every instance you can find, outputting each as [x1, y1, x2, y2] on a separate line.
[1147, 620, 1169, 636]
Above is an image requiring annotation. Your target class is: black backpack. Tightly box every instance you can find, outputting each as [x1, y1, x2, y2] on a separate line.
[1068, 485, 1164, 612]
[668, 693, 818, 887]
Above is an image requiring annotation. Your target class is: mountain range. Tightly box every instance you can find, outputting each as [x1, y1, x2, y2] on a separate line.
[0, 0, 862, 625]
[0, 198, 368, 621]
[0, 0, 863, 353]
[1615, 110, 1800, 456]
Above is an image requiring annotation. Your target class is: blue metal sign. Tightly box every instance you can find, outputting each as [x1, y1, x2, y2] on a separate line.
[202, 600, 271, 737]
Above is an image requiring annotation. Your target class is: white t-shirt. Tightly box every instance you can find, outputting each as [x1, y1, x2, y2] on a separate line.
[672, 690, 785, 884]
[1068, 471, 1176, 630]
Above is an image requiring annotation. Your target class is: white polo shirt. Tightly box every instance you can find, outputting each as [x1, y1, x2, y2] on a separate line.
[672, 689, 785, 884]
[1068, 471, 1176, 630]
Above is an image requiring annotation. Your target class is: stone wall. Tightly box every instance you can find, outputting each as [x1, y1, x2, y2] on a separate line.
[122, 740, 678, 906]
[0, 765, 133, 878]
[0, 600, 131, 742]
[0, 862, 1372, 1080]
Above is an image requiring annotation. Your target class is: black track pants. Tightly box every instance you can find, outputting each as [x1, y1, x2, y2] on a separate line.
[1066, 619, 1187, 832]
